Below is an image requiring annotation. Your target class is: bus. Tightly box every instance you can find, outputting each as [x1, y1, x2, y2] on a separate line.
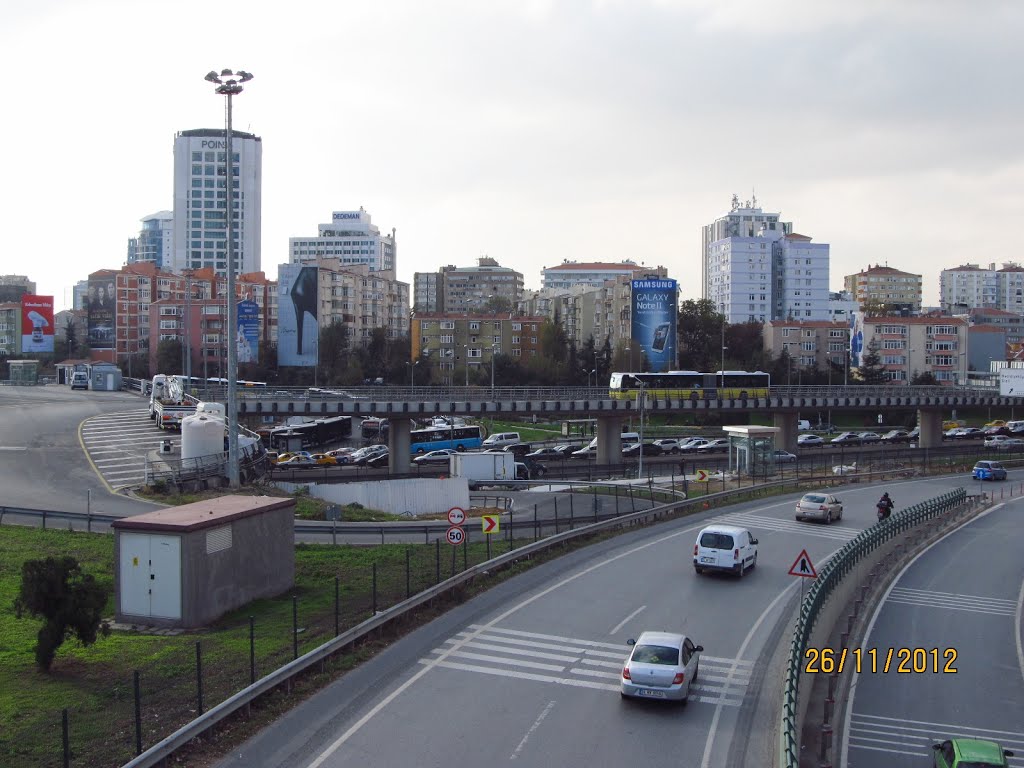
[265, 415, 352, 450]
[609, 370, 770, 401]
[409, 425, 485, 455]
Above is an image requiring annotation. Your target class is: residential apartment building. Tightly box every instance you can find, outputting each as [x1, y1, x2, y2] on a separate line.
[412, 314, 545, 386]
[311, 259, 410, 345]
[72, 280, 89, 311]
[541, 261, 654, 291]
[289, 208, 397, 275]
[0, 275, 35, 304]
[966, 307, 1024, 348]
[171, 128, 263, 277]
[827, 291, 859, 324]
[843, 265, 922, 313]
[127, 211, 174, 269]
[701, 195, 792, 299]
[762, 321, 850, 380]
[0, 302, 21, 356]
[854, 315, 968, 384]
[414, 258, 523, 315]
[940, 263, 1024, 314]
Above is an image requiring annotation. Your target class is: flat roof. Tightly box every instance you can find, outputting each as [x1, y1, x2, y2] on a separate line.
[722, 425, 781, 436]
[112, 495, 293, 533]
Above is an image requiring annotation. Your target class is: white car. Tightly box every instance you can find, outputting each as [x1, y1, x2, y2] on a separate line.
[797, 434, 824, 447]
[620, 631, 703, 703]
[693, 525, 758, 577]
[651, 438, 682, 454]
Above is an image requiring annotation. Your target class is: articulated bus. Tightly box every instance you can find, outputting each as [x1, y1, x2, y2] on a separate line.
[609, 370, 771, 401]
[264, 415, 353, 450]
[409, 425, 484, 454]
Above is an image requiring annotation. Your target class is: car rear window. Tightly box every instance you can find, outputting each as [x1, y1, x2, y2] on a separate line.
[804, 494, 827, 503]
[699, 532, 734, 549]
[631, 644, 679, 665]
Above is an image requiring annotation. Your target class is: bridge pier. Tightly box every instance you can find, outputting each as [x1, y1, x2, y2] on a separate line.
[773, 412, 799, 453]
[387, 418, 412, 473]
[917, 410, 943, 449]
[596, 417, 625, 465]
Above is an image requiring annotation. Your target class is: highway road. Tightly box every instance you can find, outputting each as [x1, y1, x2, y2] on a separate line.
[842, 498, 1024, 767]
[217, 472, 1000, 768]
[0, 385, 159, 515]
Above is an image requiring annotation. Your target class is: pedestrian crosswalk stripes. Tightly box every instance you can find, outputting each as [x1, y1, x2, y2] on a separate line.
[886, 586, 1018, 616]
[847, 712, 1024, 764]
[421, 626, 752, 706]
[715, 511, 861, 541]
[81, 409, 180, 490]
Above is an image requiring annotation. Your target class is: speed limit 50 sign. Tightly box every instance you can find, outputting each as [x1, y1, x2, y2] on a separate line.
[445, 526, 465, 545]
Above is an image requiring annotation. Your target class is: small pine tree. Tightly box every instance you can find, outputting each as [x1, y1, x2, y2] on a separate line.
[13, 556, 109, 671]
[856, 339, 888, 385]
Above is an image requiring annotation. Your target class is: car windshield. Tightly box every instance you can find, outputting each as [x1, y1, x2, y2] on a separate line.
[630, 644, 679, 665]
[699, 532, 734, 549]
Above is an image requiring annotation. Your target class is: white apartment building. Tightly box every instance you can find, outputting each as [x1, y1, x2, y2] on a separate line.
[706, 230, 830, 324]
[541, 261, 652, 291]
[940, 263, 1024, 314]
[702, 195, 791, 299]
[171, 128, 263, 277]
[127, 211, 174, 269]
[289, 208, 396, 275]
[310, 259, 410, 344]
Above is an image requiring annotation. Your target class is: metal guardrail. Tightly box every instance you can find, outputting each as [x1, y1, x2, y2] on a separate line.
[777, 488, 971, 768]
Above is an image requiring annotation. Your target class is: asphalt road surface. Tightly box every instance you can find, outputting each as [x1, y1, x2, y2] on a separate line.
[217, 472, 998, 768]
[841, 497, 1024, 767]
[0, 385, 159, 516]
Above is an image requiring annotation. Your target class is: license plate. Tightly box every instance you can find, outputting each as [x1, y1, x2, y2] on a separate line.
[700, 557, 715, 564]
[637, 689, 666, 698]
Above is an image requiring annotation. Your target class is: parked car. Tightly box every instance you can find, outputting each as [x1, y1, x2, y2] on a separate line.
[830, 432, 861, 445]
[932, 737, 1014, 767]
[880, 430, 911, 443]
[693, 525, 758, 576]
[365, 449, 390, 468]
[984, 435, 1013, 449]
[412, 449, 457, 465]
[622, 442, 663, 457]
[983, 425, 1011, 437]
[571, 445, 597, 459]
[857, 432, 882, 444]
[995, 438, 1024, 452]
[679, 438, 711, 452]
[954, 427, 985, 440]
[972, 460, 1007, 481]
[772, 450, 797, 463]
[275, 455, 316, 469]
[525, 446, 564, 460]
[502, 443, 534, 458]
[620, 631, 703, 703]
[907, 427, 920, 440]
[651, 438, 682, 454]
[984, 419, 1008, 428]
[795, 492, 843, 524]
[797, 434, 824, 447]
[696, 438, 729, 453]
[351, 445, 389, 465]
[553, 443, 581, 458]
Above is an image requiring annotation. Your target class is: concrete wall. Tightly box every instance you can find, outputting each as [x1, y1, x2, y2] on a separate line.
[277, 478, 470, 515]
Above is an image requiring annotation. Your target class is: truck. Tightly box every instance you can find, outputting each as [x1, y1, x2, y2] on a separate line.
[450, 451, 530, 490]
[151, 375, 196, 430]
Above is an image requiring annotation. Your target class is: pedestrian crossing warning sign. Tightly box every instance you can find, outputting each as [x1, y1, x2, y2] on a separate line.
[788, 549, 817, 578]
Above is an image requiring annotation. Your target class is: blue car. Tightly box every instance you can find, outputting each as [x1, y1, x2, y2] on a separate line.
[972, 461, 1007, 481]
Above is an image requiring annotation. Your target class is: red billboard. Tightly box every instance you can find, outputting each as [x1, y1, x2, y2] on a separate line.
[21, 295, 54, 353]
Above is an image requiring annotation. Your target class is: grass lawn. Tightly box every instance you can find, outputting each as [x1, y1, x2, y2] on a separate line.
[0, 526, 522, 768]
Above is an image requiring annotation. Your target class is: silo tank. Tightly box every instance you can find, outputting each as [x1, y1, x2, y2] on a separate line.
[181, 414, 225, 461]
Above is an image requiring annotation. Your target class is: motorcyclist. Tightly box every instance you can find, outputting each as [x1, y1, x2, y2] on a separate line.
[876, 492, 894, 520]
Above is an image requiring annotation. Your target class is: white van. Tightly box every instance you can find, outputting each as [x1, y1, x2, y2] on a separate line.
[693, 525, 758, 577]
[482, 432, 521, 448]
[70, 371, 88, 390]
[587, 432, 640, 450]
[797, 420, 811, 431]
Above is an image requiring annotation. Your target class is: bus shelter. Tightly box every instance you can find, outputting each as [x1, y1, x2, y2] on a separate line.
[722, 425, 780, 476]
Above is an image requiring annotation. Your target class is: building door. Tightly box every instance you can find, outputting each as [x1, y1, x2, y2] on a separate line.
[119, 533, 151, 617]
[106, 373, 115, 390]
[118, 534, 182, 619]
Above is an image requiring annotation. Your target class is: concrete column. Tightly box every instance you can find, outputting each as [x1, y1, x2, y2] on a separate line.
[596, 416, 625, 465]
[773, 412, 799, 452]
[917, 410, 943, 449]
[388, 417, 412, 473]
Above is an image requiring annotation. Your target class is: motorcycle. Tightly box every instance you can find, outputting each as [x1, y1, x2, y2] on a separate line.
[876, 503, 893, 522]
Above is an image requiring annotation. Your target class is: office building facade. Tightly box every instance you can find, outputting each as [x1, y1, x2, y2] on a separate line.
[843, 265, 922, 313]
[289, 209, 396, 275]
[127, 211, 174, 269]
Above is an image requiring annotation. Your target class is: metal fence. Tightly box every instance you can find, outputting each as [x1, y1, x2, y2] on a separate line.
[777, 488, 974, 768]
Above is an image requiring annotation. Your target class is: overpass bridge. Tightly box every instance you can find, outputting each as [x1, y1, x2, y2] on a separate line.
[231, 384, 1022, 473]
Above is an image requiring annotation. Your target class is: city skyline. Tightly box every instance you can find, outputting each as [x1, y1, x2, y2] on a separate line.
[4, 1, 1022, 311]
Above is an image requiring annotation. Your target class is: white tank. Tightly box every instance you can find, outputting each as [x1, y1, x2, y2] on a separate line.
[196, 401, 227, 420]
[181, 414, 225, 461]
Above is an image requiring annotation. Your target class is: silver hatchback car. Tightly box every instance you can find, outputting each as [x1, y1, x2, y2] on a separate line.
[795, 492, 843, 523]
[620, 631, 703, 703]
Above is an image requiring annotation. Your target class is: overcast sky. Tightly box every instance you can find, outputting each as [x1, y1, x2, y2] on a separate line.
[4, 0, 1022, 311]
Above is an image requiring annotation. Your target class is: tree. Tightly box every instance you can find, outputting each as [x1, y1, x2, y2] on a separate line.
[13, 556, 109, 671]
[155, 339, 182, 374]
[911, 370, 939, 385]
[855, 339, 888, 385]
[724, 322, 768, 371]
[64, 317, 78, 356]
[677, 299, 725, 370]
[483, 295, 514, 315]
[318, 320, 351, 384]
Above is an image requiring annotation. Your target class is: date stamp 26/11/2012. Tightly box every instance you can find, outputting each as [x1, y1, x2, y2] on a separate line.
[804, 647, 958, 674]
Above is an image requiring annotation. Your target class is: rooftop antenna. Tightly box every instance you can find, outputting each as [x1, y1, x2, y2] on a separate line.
[751, 188, 757, 208]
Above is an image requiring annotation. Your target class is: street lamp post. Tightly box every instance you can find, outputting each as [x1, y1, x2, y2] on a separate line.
[464, 344, 470, 387]
[204, 68, 253, 488]
[489, 345, 497, 399]
[588, 368, 596, 388]
[407, 359, 419, 388]
[637, 381, 646, 478]
[720, 322, 727, 390]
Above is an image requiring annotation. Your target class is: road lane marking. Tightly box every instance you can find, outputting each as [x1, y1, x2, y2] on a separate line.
[510, 700, 556, 761]
[840, 502, 1010, 768]
[609, 605, 646, 635]
[0, 446, 27, 451]
[853, 712, 1024, 739]
[440, 650, 566, 673]
[886, 586, 1017, 616]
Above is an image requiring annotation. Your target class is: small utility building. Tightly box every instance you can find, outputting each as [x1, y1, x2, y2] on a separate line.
[112, 495, 295, 628]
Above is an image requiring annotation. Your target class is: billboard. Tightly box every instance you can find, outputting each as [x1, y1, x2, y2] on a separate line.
[21, 295, 54, 353]
[630, 279, 677, 372]
[278, 265, 318, 367]
[849, 311, 865, 368]
[86, 276, 115, 350]
[236, 299, 260, 364]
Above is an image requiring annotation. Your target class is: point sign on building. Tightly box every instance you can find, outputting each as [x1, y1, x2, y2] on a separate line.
[788, 549, 817, 578]
[481, 514, 499, 534]
[447, 507, 466, 526]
